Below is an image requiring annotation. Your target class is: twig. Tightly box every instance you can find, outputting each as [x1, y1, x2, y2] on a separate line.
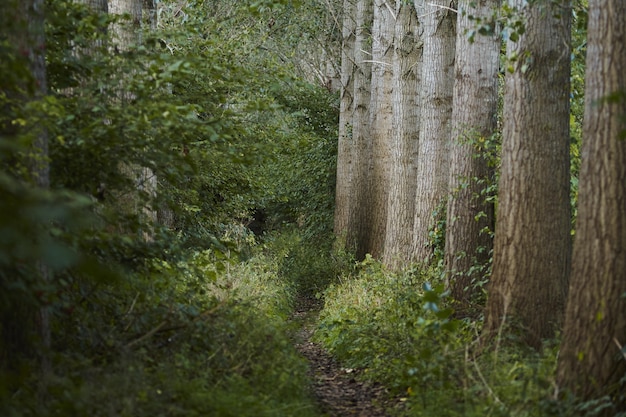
[417, 3, 458, 18]
[361, 59, 392, 67]
[473, 359, 504, 406]
[125, 320, 168, 349]
[614, 337, 626, 360]
[428, 2, 458, 13]
[125, 292, 140, 317]
[384, 1, 397, 20]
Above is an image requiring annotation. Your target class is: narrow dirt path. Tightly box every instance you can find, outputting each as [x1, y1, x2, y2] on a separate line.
[291, 297, 403, 417]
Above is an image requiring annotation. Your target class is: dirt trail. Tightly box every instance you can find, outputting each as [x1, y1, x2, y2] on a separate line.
[292, 297, 403, 417]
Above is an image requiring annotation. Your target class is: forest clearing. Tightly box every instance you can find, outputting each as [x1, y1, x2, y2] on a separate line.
[1, 0, 624, 416]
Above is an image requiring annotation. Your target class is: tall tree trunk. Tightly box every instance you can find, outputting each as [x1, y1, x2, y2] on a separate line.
[335, 0, 357, 241]
[484, 0, 571, 348]
[367, 0, 395, 258]
[0, 0, 51, 376]
[445, 0, 499, 309]
[347, 0, 374, 259]
[411, 0, 456, 263]
[30, 0, 51, 378]
[556, 0, 626, 409]
[32, 0, 52, 383]
[109, 0, 158, 237]
[382, 2, 422, 268]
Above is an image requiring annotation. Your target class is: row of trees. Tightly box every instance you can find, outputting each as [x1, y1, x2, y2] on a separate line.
[334, 0, 625, 409]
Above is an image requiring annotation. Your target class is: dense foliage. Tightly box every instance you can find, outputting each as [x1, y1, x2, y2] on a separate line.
[2, 0, 623, 416]
[1, 0, 339, 415]
[314, 258, 624, 416]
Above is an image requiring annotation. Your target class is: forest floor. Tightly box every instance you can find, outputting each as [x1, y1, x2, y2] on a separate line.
[291, 296, 406, 417]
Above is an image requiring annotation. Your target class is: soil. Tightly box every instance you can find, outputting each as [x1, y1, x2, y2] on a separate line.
[291, 296, 405, 417]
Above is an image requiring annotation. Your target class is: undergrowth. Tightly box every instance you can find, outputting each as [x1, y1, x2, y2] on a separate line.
[2, 241, 322, 417]
[314, 257, 618, 417]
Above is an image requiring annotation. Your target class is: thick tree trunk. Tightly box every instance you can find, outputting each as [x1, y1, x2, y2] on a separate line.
[334, 0, 356, 239]
[411, 0, 455, 263]
[445, 0, 499, 308]
[382, 2, 421, 268]
[484, 0, 571, 348]
[347, 0, 373, 259]
[556, 0, 626, 409]
[366, 0, 394, 258]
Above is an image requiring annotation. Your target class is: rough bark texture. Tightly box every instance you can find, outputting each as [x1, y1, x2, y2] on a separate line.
[366, 0, 394, 258]
[484, 0, 571, 348]
[556, 0, 626, 408]
[382, 3, 422, 268]
[347, 0, 374, 259]
[445, 0, 499, 308]
[335, 0, 357, 238]
[411, 0, 455, 263]
[84, 0, 108, 10]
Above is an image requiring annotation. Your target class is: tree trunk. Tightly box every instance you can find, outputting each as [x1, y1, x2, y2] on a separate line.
[109, 0, 142, 49]
[366, 0, 395, 258]
[109, 0, 158, 237]
[483, 0, 571, 348]
[347, 0, 374, 259]
[83, 0, 108, 10]
[445, 0, 499, 309]
[556, 0, 626, 409]
[411, 0, 456, 263]
[334, 0, 356, 239]
[0, 0, 51, 376]
[382, 2, 422, 268]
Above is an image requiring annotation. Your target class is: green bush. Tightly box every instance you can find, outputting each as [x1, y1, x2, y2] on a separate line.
[1, 246, 322, 417]
[269, 230, 354, 297]
[313, 258, 592, 417]
[315, 258, 466, 394]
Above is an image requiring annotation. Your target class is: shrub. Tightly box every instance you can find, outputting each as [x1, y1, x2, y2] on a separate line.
[1, 245, 321, 417]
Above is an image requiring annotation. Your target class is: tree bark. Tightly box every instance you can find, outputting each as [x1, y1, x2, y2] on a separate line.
[411, 0, 456, 264]
[366, 0, 395, 258]
[347, 0, 374, 259]
[445, 0, 499, 308]
[556, 0, 626, 408]
[334, 0, 357, 239]
[484, 0, 571, 348]
[382, 2, 422, 268]
[109, 0, 158, 236]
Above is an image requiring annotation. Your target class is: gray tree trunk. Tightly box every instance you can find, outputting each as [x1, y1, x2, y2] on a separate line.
[366, 0, 395, 258]
[382, 2, 422, 268]
[484, 0, 571, 348]
[411, 0, 456, 263]
[445, 0, 499, 309]
[556, 0, 626, 409]
[334, 0, 357, 239]
[347, 0, 374, 259]
[109, 0, 158, 236]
